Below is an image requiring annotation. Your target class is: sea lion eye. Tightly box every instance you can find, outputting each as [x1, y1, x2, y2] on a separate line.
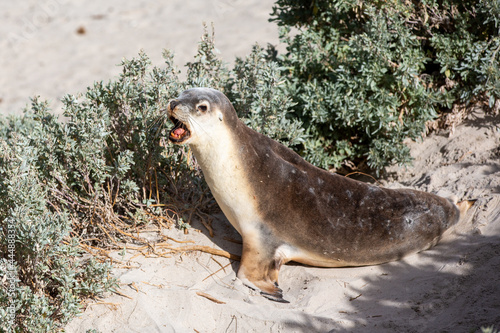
[197, 104, 208, 112]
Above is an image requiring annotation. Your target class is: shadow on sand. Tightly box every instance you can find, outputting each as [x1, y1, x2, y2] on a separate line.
[280, 232, 500, 333]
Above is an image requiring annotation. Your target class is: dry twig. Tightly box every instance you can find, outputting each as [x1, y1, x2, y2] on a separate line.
[196, 291, 226, 304]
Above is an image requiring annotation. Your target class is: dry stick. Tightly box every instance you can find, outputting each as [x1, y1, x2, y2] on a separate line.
[155, 218, 170, 231]
[88, 302, 120, 310]
[107, 181, 113, 208]
[177, 187, 215, 236]
[223, 236, 242, 244]
[143, 210, 174, 229]
[196, 291, 226, 304]
[127, 243, 241, 261]
[155, 168, 160, 205]
[116, 214, 143, 231]
[88, 193, 99, 226]
[196, 212, 214, 237]
[457, 151, 472, 163]
[122, 242, 173, 259]
[108, 218, 146, 243]
[129, 251, 145, 261]
[95, 221, 120, 247]
[79, 243, 125, 265]
[139, 250, 162, 259]
[124, 244, 149, 252]
[158, 167, 178, 197]
[80, 192, 235, 261]
[202, 262, 232, 282]
[163, 236, 195, 244]
[149, 170, 153, 202]
[115, 263, 141, 269]
[80, 238, 100, 243]
[130, 282, 140, 293]
[187, 206, 197, 227]
[211, 256, 226, 271]
[142, 281, 164, 289]
[113, 180, 120, 207]
[113, 290, 133, 300]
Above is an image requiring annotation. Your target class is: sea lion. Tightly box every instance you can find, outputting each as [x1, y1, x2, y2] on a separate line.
[166, 87, 472, 302]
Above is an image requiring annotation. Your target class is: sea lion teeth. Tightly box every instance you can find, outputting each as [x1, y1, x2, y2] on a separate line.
[165, 87, 473, 302]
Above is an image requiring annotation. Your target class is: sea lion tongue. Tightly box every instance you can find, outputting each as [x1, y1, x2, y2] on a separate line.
[172, 127, 186, 138]
[169, 119, 189, 141]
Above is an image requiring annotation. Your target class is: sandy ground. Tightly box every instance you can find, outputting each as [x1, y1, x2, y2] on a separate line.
[64, 108, 500, 333]
[2, 2, 499, 332]
[0, 0, 280, 115]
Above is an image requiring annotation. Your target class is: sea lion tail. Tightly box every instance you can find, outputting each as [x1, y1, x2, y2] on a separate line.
[446, 198, 477, 234]
[456, 199, 477, 216]
[445, 193, 476, 216]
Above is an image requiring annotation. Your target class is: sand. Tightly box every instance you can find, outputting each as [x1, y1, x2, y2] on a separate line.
[2, 2, 499, 332]
[0, 0, 280, 115]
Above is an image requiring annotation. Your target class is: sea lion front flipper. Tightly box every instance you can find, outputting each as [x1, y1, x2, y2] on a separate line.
[237, 241, 289, 303]
[260, 282, 288, 303]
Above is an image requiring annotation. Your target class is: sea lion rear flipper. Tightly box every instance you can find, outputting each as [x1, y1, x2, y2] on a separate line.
[237, 241, 289, 303]
[456, 199, 476, 215]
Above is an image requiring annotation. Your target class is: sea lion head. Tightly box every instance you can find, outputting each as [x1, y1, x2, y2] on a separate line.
[167, 88, 238, 145]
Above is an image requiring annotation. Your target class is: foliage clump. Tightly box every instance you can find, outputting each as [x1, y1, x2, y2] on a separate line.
[0, 113, 117, 332]
[270, 0, 500, 171]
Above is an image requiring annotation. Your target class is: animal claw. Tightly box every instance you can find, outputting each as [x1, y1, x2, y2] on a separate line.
[260, 286, 289, 303]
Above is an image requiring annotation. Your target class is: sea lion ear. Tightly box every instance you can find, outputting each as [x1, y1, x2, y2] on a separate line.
[218, 112, 223, 121]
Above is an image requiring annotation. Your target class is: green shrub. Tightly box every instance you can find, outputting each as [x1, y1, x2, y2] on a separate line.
[0, 129, 117, 332]
[185, 25, 306, 147]
[227, 45, 306, 147]
[270, 0, 500, 171]
[0, 47, 186, 333]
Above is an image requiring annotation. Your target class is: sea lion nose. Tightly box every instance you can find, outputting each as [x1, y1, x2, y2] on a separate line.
[169, 100, 179, 110]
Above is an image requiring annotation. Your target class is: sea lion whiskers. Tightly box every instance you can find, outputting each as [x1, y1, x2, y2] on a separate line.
[149, 111, 169, 139]
[186, 114, 213, 141]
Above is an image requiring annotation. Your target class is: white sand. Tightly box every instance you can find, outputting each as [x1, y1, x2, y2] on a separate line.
[0, 0, 279, 115]
[2, 2, 499, 332]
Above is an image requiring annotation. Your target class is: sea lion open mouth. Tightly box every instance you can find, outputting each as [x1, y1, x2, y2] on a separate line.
[168, 116, 191, 143]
